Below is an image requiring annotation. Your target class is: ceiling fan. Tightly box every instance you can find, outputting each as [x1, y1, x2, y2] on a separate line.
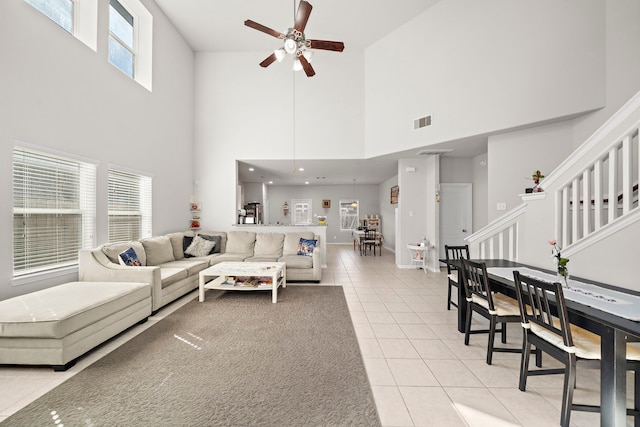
[244, 0, 345, 77]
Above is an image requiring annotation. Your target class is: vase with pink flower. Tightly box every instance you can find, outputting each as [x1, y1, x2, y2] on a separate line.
[549, 239, 570, 288]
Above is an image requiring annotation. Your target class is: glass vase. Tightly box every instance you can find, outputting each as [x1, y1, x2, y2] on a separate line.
[557, 272, 570, 289]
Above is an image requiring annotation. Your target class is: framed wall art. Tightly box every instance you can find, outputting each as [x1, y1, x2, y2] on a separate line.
[322, 199, 331, 208]
[390, 185, 399, 204]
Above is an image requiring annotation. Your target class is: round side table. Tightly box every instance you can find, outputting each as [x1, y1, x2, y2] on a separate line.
[407, 244, 427, 273]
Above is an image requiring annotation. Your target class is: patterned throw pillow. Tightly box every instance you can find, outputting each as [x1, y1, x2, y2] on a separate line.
[185, 235, 216, 257]
[297, 238, 317, 256]
[119, 247, 142, 266]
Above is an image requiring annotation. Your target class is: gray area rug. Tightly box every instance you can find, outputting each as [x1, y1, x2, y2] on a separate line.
[2, 286, 380, 427]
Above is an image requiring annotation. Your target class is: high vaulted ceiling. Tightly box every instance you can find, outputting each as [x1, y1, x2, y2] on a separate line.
[154, 0, 487, 185]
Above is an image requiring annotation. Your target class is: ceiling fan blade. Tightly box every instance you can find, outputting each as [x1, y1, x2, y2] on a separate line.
[244, 20, 284, 39]
[299, 55, 315, 77]
[308, 39, 345, 52]
[294, 1, 313, 33]
[259, 53, 278, 68]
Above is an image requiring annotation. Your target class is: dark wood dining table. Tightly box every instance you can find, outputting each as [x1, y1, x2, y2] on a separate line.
[440, 258, 640, 427]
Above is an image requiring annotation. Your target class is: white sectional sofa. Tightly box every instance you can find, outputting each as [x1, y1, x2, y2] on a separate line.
[0, 281, 151, 371]
[79, 230, 321, 312]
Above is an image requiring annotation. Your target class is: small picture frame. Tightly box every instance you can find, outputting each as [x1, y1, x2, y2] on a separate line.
[390, 185, 399, 204]
[322, 199, 331, 208]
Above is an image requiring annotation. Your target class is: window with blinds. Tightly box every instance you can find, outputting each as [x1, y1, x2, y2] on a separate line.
[12, 146, 96, 277]
[108, 168, 152, 242]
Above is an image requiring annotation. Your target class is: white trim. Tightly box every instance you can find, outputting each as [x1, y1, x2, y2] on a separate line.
[541, 90, 640, 189]
[520, 192, 547, 201]
[564, 208, 640, 258]
[465, 203, 527, 243]
[14, 140, 100, 165]
[12, 266, 78, 287]
[108, 163, 154, 178]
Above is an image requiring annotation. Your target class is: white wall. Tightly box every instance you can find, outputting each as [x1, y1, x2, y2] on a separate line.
[365, 0, 605, 158]
[471, 153, 489, 231]
[0, 0, 194, 299]
[379, 175, 398, 252]
[265, 184, 379, 245]
[194, 50, 365, 229]
[571, 0, 640, 148]
[487, 121, 574, 222]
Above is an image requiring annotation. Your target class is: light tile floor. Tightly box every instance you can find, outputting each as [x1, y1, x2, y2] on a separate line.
[0, 244, 634, 426]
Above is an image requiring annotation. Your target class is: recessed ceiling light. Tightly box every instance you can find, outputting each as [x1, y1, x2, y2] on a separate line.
[298, 167, 304, 172]
[268, 181, 273, 184]
[248, 167, 255, 172]
[304, 181, 309, 185]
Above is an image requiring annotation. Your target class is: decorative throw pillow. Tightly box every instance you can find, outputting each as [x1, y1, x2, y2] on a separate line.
[119, 247, 142, 266]
[297, 238, 317, 256]
[182, 236, 195, 258]
[185, 235, 216, 257]
[198, 234, 222, 254]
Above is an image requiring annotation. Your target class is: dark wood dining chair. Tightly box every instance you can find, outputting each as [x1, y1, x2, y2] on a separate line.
[460, 259, 522, 365]
[361, 228, 378, 256]
[444, 245, 469, 310]
[512, 271, 640, 427]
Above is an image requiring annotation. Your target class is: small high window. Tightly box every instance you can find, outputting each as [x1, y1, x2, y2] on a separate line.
[108, 0, 135, 78]
[26, 0, 74, 33]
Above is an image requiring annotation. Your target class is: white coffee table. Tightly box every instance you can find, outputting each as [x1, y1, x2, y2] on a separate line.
[198, 261, 286, 303]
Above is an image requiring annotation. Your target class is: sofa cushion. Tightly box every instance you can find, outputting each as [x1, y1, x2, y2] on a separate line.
[159, 260, 209, 276]
[211, 253, 249, 263]
[167, 231, 195, 260]
[141, 236, 175, 266]
[245, 255, 280, 262]
[118, 247, 142, 266]
[198, 234, 222, 254]
[225, 231, 256, 255]
[198, 231, 227, 253]
[159, 267, 188, 288]
[297, 238, 317, 256]
[282, 232, 316, 256]
[254, 233, 285, 257]
[279, 254, 313, 269]
[184, 235, 216, 257]
[0, 281, 150, 339]
[102, 241, 147, 266]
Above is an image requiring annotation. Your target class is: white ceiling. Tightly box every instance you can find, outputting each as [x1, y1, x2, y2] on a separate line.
[153, 0, 488, 185]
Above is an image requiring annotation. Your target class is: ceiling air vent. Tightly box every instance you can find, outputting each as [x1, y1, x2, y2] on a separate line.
[414, 115, 432, 130]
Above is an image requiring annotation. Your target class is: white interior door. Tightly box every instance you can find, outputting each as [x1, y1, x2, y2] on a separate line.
[439, 183, 472, 260]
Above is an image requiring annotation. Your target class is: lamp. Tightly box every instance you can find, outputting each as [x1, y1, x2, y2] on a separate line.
[284, 37, 297, 54]
[274, 48, 286, 62]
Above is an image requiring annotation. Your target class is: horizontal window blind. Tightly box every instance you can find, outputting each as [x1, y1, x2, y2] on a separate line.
[108, 168, 152, 242]
[13, 146, 96, 277]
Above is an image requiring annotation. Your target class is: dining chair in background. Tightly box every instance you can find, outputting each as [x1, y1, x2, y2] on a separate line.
[361, 228, 378, 256]
[460, 259, 522, 365]
[444, 245, 469, 311]
[512, 271, 640, 427]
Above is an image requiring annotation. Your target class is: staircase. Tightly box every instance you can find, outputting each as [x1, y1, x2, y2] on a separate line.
[466, 91, 640, 269]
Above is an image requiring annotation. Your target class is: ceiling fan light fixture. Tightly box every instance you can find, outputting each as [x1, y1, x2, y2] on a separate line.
[302, 49, 312, 62]
[292, 57, 303, 71]
[284, 37, 297, 54]
[274, 48, 286, 62]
